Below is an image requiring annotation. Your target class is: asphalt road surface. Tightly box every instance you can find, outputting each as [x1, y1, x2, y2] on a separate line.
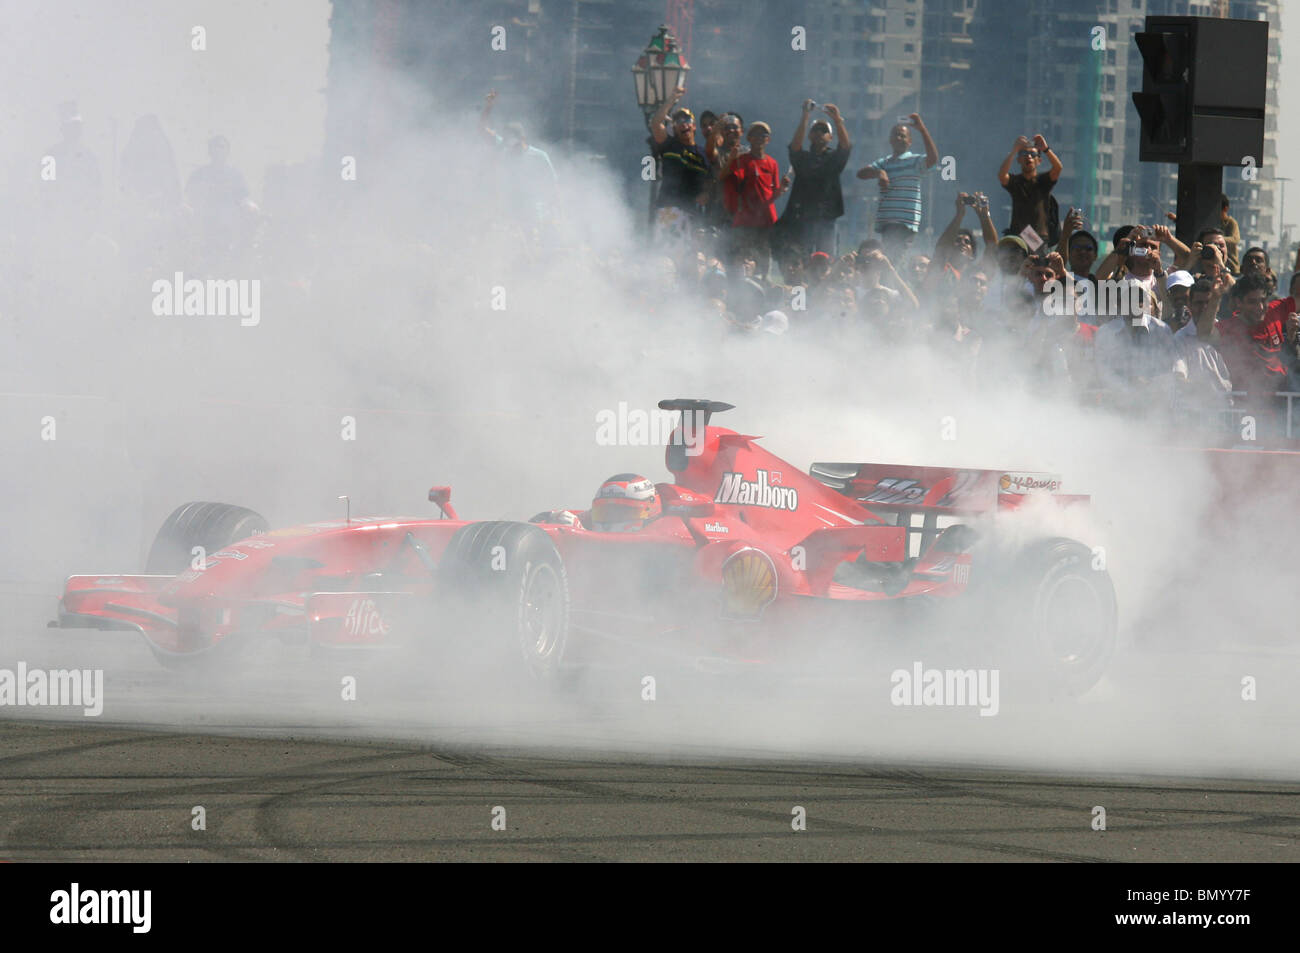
[3, 720, 1298, 862]
[2, 593, 1298, 862]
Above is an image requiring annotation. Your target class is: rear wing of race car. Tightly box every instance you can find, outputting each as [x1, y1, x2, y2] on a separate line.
[809, 462, 1090, 556]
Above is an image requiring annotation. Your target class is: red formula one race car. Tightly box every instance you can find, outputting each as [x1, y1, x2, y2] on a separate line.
[51, 399, 1117, 692]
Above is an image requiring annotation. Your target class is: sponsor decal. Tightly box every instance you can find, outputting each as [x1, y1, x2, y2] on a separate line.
[921, 555, 971, 586]
[998, 472, 1062, 493]
[703, 521, 729, 534]
[596, 476, 655, 499]
[863, 477, 925, 505]
[720, 548, 778, 619]
[862, 470, 984, 507]
[715, 470, 799, 511]
[343, 598, 389, 638]
[207, 550, 248, 563]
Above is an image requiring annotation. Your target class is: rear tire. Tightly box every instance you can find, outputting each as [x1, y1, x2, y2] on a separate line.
[145, 502, 269, 573]
[994, 537, 1117, 697]
[439, 521, 571, 685]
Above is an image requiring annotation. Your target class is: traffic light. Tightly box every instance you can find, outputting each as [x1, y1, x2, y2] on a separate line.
[1132, 16, 1267, 166]
[1131, 25, 1189, 157]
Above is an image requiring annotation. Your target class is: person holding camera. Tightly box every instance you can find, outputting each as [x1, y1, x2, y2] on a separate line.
[1093, 224, 1188, 321]
[917, 191, 998, 312]
[779, 99, 851, 260]
[1056, 207, 1101, 289]
[855, 113, 939, 264]
[1169, 276, 1234, 419]
[1214, 193, 1242, 275]
[934, 191, 998, 270]
[648, 86, 712, 240]
[479, 90, 558, 229]
[1185, 232, 1237, 320]
[1097, 226, 1164, 318]
[998, 134, 1062, 246]
[706, 113, 745, 230]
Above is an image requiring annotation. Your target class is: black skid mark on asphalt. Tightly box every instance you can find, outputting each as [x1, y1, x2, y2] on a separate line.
[5, 724, 1299, 861]
[247, 746, 614, 862]
[417, 758, 1299, 862]
[0, 734, 264, 861]
[0, 725, 419, 861]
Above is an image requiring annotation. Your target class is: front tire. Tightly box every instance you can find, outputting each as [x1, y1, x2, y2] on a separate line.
[439, 521, 571, 685]
[145, 501, 269, 573]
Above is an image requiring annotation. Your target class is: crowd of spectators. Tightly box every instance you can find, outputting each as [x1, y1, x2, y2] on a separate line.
[636, 85, 1300, 438]
[11, 90, 1300, 443]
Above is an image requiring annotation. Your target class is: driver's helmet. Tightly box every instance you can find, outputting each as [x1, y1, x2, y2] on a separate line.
[591, 473, 660, 532]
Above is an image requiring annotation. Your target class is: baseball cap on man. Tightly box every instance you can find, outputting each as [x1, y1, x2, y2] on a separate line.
[1166, 270, 1195, 290]
[1069, 229, 1099, 251]
[672, 108, 695, 123]
[997, 236, 1028, 253]
[748, 121, 771, 136]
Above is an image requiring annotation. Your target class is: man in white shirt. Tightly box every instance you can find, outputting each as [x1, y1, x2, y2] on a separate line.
[1171, 277, 1233, 418]
[1094, 299, 1180, 411]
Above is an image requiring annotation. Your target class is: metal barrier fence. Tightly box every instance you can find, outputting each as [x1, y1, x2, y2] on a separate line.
[1214, 391, 1299, 441]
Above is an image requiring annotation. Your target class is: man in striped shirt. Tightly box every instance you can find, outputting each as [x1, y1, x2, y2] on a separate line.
[856, 113, 939, 263]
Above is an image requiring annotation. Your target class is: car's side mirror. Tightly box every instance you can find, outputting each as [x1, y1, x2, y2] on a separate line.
[428, 486, 456, 520]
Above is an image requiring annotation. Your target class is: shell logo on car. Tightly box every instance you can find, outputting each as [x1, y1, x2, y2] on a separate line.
[720, 548, 778, 619]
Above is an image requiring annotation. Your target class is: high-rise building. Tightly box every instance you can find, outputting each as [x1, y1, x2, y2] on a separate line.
[323, 1, 1281, 252]
[966, 0, 1281, 252]
[800, 1, 927, 242]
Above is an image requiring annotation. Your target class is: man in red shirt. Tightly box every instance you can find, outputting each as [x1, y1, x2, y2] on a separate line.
[721, 121, 790, 281]
[1217, 272, 1299, 400]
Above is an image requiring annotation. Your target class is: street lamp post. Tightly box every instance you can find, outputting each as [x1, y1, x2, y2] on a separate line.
[1274, 176, 1291, 258]
[632, 25, 691, 230]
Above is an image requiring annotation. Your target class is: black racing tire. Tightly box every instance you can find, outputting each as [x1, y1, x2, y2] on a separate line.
[145, 502, 270, 573]
[993, 536, 1118, 698]
[439, 521, 571, 685]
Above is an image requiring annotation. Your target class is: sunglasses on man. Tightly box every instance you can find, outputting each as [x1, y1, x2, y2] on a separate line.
[1018, 150, 1040, 159]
